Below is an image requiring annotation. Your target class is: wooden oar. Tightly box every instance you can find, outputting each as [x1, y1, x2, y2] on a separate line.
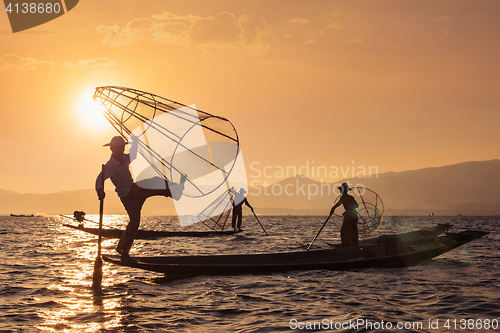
[307, 212, 333, 251]
[250, 207, 268, 235]
[92, 164, 105, 291]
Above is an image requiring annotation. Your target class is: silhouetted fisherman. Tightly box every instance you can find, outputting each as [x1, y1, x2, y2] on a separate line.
[330, 183, 359, 246]
[231, 187, 252, 231]
[96, 136, 186, 263]
[73, 210, 85, 227]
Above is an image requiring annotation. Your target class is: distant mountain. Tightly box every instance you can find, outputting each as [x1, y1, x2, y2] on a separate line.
[0, 159, 498, 216]
[0, 189, 18, 196]
[0, 189, 177, 216]
[246, 159, 500, 215]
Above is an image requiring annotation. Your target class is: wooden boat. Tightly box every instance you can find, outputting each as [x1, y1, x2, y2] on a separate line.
[63, 224, 241, 239]
[102, 225, 488, 276]
[329, 223, 453, 247]
[10, 214, 34, 217]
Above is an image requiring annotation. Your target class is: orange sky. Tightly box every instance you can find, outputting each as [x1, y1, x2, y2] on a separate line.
[0, 0, 499, 194]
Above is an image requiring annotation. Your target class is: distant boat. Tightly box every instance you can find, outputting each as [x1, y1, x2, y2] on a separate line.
[10, 214, 34, 217]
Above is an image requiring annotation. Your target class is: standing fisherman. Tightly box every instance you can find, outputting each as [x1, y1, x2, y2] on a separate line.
[96, 136, 186, 262]
[330, 183, 359, 246]
[231, 187, 252, 231]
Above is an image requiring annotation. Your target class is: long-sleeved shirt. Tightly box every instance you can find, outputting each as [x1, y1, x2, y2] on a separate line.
[95, 154, 134, 198]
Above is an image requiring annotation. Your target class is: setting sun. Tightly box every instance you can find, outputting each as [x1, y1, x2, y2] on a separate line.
[75, 88, 109, 131]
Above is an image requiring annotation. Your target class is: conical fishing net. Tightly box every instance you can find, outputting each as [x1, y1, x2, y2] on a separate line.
[332, 186, 384, 237]
[93, 86, 247, 228]
[198, 189, 234, 231]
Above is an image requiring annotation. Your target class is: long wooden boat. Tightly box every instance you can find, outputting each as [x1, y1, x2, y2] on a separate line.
[63, 224, 241, 239]
[102, 225, 488, 276]
[335, 223, 452, 247]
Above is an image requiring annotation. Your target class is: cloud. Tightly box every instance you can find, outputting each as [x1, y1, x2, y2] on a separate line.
[0, 53, 57, 71]
[326, 21, 343, 30]
[190, 12, 240, 46]
[343, 37, 365, 44]
[431, 15, 451, 22]
[303, 29, 324, 45]
[0, 54, 117, 74]
[63, 57, 117, 74]
[379, 36, 403, 49]
[441, 28, 451, 41]
[236, 13, 272, 53]
[97, 18, 161, 47]
[289, 17, 308, 24]
[97, 11, 271, 54]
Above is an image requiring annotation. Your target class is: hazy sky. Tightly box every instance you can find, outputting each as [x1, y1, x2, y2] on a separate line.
[0, 0, 499, 194]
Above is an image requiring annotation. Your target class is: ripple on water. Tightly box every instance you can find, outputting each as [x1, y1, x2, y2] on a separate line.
[0, 215, 499, 332]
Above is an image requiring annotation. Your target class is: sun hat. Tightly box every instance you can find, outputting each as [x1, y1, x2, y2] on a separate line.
[337, 182, 350, 193]
[103, 136, 128, 147]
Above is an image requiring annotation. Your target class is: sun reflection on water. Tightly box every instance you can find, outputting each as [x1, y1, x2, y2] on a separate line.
[32, 215, 132, 332]
[36, 296, 126, 332]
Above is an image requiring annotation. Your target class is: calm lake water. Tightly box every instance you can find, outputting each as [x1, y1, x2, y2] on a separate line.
[0, 215, 499, 332]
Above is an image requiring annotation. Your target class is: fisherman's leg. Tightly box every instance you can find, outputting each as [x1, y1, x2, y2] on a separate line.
[340, 222, 350, 246]
[136, 174, 187, 200]
[135, 182, 171, 199]
[169, 174, 187, 200]
[231, 209, 237, 230]
[117, 194, 143, 255]
[352, 220, 359, 246]
[340, 214, 351, 246]
[236, 210, 243, 230]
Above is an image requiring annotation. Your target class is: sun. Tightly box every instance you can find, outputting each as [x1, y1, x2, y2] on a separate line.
[75, 88, 109, 130]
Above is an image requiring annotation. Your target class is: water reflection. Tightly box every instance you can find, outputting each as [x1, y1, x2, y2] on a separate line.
[33, 216, 131, 332]
[2, 215, 496, 332]
[36, 295, 126, 332]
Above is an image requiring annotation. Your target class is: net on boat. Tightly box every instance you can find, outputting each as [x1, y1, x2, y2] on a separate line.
[198, 188, 233, 230]
[93, 86, 247, 228]
[332, 186, 384, 237]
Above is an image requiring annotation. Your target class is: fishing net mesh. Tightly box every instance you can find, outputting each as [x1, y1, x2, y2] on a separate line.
[94, 86, 242, 229]
[332, 186, 384, 238]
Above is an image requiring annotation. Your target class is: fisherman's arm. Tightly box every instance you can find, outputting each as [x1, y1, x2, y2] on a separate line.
[95, 162, 112, 200]
[95, 176, 105, 200]
[129, 133, 138, 161]
[330, 198, 343, 215]
[244, 198, 253, 210]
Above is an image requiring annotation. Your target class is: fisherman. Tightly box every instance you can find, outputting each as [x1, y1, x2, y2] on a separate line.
[330, 183, 359, 247]
[96, 135, 186, 262]
[231, 187, 252, 231]
[73, 210, 85, 227]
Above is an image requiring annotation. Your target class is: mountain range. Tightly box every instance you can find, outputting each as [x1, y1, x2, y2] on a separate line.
[1, 159, 499, 216]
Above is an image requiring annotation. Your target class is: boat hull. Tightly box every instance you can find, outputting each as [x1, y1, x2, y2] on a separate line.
[102, 229, 488, 276]
[63, 224, 241, 239]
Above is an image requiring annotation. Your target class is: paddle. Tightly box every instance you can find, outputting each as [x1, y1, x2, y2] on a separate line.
[306, 212, 333, 251]
[92, 164, 105, 291]
[250, 207, 268, 235]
